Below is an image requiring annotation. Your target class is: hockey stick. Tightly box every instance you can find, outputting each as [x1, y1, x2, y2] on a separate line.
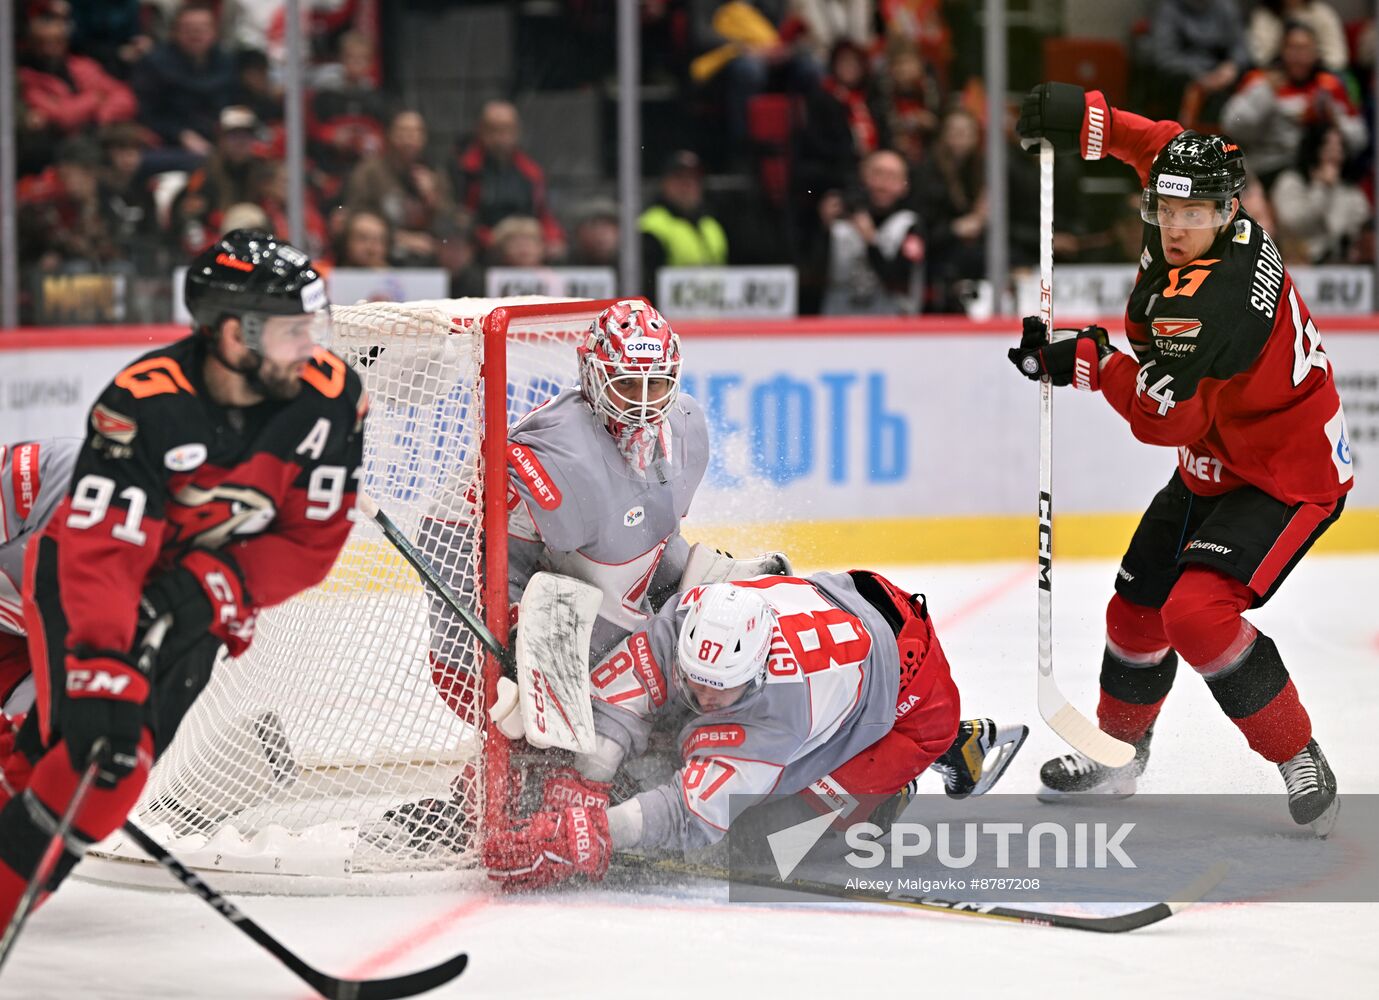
[120, 820, 468, 999]
[0, 614, 172, 973]
[1025, 137, 1134, 768]
[357, 494, 600, 753]
[358, 494, 513, 672]
[619, 855, 1226, 934]
[0, 739, 107, 974]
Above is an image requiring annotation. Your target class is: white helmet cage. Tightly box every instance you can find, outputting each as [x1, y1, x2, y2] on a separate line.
[579, 299, 682, 431]
[676, 584, 775, 711]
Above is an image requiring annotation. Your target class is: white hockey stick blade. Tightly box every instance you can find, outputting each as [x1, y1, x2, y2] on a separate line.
[1039, 679, 1136, 768]
[515, 572, 603, 753]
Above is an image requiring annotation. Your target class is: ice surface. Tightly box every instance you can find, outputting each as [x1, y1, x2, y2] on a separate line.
[3, 555, 1376, 999]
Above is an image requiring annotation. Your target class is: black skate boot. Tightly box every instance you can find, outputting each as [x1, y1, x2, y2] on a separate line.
[358, 765, 477, 858]
[359, 797, 473, 857]
[1037, 727, 1154, 802]
[929, 718, 1029, 798]
[1278, 739, 1339, 837]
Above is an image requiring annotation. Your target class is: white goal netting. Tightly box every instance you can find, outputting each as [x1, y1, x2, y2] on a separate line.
[84, 297, 609, 892]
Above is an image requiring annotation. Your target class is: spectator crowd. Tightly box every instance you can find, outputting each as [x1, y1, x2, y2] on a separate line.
[10, 0, 1378, 322]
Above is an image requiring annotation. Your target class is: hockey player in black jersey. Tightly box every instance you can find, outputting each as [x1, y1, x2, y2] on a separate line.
[0, 230, 367, 935]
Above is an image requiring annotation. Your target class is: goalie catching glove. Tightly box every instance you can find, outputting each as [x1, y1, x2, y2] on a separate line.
[483, 805, 611, 891]
[1008, 317, 1117, 392]
[679, 543, 794, 589]
[140, 549, 258, 657]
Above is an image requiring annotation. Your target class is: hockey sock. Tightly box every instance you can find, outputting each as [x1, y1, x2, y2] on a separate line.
[1204, 632, 1311, 763]
[1097, 647, 1177, 743]
[1098, 594, 1176, 743]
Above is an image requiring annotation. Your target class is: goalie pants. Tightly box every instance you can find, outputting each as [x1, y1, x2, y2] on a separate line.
[1096, 475, 1343, 763]
[818, 572, 961, 798]
[0, 598, 222, 930]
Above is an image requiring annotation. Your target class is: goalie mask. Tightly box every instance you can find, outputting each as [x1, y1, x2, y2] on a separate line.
[579, 300, 682, 472]
[676, 584, 774, 713]
[185, 229, 330, 396]
[1140, 131, 1246, 230]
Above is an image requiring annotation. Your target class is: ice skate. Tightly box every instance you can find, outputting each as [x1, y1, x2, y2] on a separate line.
[1279, 738, 1339, 837]
[929, 718, 1029, 798]
[358, 797, 473, 857]
[1037, 727, 1154, 802]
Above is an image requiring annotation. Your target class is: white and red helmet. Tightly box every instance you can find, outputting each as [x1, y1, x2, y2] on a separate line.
[578, 299, 682, 432]
[676, 584, 775, 711]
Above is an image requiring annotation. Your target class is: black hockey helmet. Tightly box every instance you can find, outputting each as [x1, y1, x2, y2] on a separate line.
[184, 229, 328, 349]
[1141, 131, 1247, 229]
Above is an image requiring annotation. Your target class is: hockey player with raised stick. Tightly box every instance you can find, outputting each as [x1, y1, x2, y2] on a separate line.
[1009, 83, 1350, 834]
[482, 571, 1019, 888]
[0, 229, 367, 933]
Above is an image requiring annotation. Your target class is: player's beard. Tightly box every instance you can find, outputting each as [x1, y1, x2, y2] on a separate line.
[256, 359, 305, 400]
[614, 419, 671, 476]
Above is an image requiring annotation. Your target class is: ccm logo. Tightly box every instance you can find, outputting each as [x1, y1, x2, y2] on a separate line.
[1156, 174, 1193, 197]
[67, 669, 133, 696]
[528, 667, 547, 733]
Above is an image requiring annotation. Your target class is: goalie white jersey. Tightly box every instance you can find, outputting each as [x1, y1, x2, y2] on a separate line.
[505, 388, 709, 656]
[584, 573, 902, 852]
[0, 438, 80, 637]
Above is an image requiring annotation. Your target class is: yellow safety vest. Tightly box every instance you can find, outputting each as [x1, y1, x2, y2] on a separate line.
[638, 205, 729, 267]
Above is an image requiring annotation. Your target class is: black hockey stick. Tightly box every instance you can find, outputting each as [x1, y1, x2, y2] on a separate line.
[620, 855, 1226, 934]
[0, 614, 175, 973]
[0, 739, 108, 974]
[120, 820, 469, 999]
[357, 493, 515, 672]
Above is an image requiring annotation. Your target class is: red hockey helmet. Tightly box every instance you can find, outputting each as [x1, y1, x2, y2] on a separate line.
[578, 300, 682, 432]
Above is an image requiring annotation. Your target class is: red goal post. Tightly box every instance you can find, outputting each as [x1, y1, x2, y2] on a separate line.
[77, 296, 627, 893]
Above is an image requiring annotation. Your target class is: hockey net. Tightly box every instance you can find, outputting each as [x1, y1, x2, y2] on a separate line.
[84, 297, 615, 892]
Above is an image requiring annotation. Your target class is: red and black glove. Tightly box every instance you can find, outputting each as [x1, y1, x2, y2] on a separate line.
[483, 805, 611, 891]
[1017, 82, 1110, 160]
[62, 651, 149, 787]
[1008, 316, 1118, 391]
[539, 766, 611, 812]
[141, 549, 257, 657]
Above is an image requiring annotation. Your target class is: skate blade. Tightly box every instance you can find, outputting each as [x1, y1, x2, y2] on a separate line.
[1308, 796, 1340, 839]
[1035, 778, 1139, 804]
[964, 724, 1030, 797]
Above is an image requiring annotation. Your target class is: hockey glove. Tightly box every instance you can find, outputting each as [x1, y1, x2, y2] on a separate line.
[484, 805, 611, 891]
[1008, 316, 1118, 391]
[1017, 82, 1111, 160]
[62, 651, 149, 788]
[140, 549, 257, 658]
[539, 766, 612, 812]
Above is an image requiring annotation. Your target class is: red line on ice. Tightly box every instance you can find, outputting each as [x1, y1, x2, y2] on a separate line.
[934, 565, 1032, 632]
[305, 894, 489, 995]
